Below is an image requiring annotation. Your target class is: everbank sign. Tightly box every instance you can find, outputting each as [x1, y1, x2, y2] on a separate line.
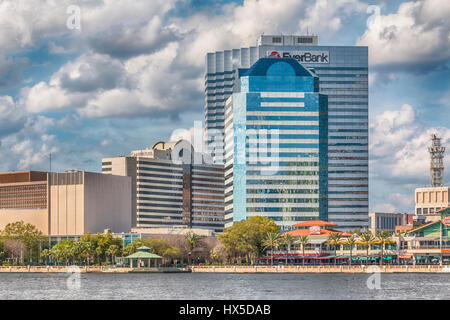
[267, 50, 330, 64]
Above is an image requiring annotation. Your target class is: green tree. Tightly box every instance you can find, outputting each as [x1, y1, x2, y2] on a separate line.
[296, 235, 309, 266]
[95, 246, 103, 265]
[162, 246, 181, 266]
[1, 221, 47, 264]
[50, 243, 65, 266]
[345, 235, 357, 265]
[107, 245, 120, 265]
[279, 234, 294, 265]
[185, 232, 201, 265]
[376, 230, 392, 266]
[142, 238, 171, 256]
[218, 216, 280, 264]
[263, 232, 281, 266]
[360, 232, 375, 265]
[327, 233, 342, 265]
[40, 248, 50, 265]
[122, 239, 144, 257]
[80, 241, 95, 266]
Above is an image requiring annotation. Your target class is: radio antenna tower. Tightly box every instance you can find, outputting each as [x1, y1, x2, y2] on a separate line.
[428, 134, 445, 187]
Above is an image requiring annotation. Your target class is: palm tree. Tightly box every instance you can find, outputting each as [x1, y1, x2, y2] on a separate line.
[296, 235, 309, 266]
[107, 245, 120, 265]
[81, 241, 94, 266]
[345, 235, 357, 265]
[376, 230, 392, 266]
[185, 232, 200, 266]
[40, 249, 50, 265]
[279, 234, 294, 265]
[50, 245, 62, 266]
[360, 232, 375, 265]
[95, 246, 103, 265]
[263, 232, 281, 266]
[327, 233, 342, 265]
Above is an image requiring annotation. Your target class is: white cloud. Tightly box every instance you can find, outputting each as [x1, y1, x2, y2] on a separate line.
[373, 193, 414, 213]
[370, 103, 450, 183]
[0, 0, 177, 54]
[21, 42, 203, 117]
[0, 111, 59, 171]
[357, 0, 450, 71]
[172, 0, 366, 67]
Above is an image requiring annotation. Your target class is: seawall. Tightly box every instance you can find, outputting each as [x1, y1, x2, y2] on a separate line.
[191, 265, 450, 273]
[0, 265, 449, 273]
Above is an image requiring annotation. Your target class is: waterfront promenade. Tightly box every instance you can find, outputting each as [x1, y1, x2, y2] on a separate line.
[191, 265, 450, 273]
[0, 265, 449, 273]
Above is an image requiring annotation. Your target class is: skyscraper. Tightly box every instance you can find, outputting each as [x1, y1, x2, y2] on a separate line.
[224, 58, 328, 231]
[102, 140, 224, 232]
[205, 35, 368, 230]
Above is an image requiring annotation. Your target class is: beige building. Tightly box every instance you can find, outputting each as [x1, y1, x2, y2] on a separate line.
[368, 212, 409, 234]
[0, 171, 132, 235]
[415, 187, 450, 222]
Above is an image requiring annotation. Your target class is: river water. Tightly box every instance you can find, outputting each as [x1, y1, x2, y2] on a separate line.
[0, 272, 448, 300]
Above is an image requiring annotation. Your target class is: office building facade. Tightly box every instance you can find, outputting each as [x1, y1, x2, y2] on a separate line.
[368, 212, 409, 234]
[205, 35, 368, 230]
[102, 140, 225, 232]
[415, 187, 450, 222]
[224, 58, 328, 230]
[0, 171, 131, 235]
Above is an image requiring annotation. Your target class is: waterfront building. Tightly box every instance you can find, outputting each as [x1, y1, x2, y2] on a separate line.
[205, 34, 369, 230]
[223, 57, 328, 231]
[0, 171, 131, 235]
[368, 212, 409, 234]
[401, 207, 450, 264]
[102, 140, 225, 232]
[264, 220, 399, 265]
[415, 187, 450, 222]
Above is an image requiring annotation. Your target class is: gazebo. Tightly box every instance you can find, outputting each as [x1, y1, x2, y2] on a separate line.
[125, 246, 162, 268]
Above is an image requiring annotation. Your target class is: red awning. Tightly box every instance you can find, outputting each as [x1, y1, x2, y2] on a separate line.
[398, 254, 413, 259]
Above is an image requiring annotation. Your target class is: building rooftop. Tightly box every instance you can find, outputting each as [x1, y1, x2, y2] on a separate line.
[292, 220, 338, 228]
[242, 58, 315, 78]
[0, 171, 47, 184]
[283, 228, 351, 237]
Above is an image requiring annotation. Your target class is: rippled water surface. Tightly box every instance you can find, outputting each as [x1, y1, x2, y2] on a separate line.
[0, 272, 448, 300]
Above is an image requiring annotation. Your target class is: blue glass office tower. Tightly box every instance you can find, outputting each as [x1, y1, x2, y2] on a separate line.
[205, 35, 368, 230]
[223, 58, 328, 231]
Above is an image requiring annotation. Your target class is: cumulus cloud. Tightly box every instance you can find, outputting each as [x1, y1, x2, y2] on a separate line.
[370, 103, 450, 184]
[0, 55, 28, 91]
[357, 0, 450, 72]
[18, 0, 368, 118]
[0, 109, 59, 171]
[88, 16, 179, 59]
[21, 43, 203, 118]
[172, 0, 366, 67]
[0, 96, 26, 137]
[373, 193, 415, 213]
[0, 0, 178, 54]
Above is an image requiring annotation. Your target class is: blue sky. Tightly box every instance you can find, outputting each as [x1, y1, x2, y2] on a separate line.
[0, 0, 449, 213]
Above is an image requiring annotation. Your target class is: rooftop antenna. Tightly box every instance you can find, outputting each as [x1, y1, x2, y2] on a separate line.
[428, 133, 445, 187]
[49, 153, 52, 173]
